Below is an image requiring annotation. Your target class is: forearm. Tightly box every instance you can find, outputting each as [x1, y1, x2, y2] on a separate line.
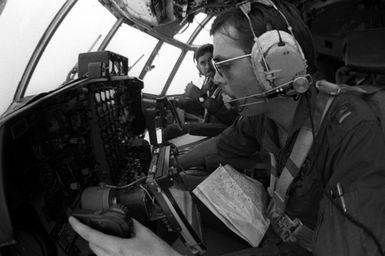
[178, 137, 219, 169]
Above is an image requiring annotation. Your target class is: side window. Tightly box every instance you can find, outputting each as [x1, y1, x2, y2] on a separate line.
[106, 24, 158, 78]
[26, 0, 116, 97]
[142, 43, 181, 95]
[166, 51, 204, 95]
[0, 0, 66, 114]
[167, 15, 213, 95]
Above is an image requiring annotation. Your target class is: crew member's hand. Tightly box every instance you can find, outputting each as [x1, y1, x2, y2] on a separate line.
[69, 216, 181, 256]
[184, 82, 202, 100]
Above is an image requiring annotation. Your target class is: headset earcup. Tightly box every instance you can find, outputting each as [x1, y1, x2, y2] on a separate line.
[251, 39, 273, 91]
[251, 30, 308, 93]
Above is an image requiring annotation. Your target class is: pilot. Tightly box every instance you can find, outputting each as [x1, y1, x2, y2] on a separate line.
[175, 43, 238, 125]
[164, 43, 238, 140]
[69, 1, 385, 255]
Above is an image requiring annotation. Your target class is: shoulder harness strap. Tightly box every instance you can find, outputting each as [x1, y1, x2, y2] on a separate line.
[267, 84, 335, 249]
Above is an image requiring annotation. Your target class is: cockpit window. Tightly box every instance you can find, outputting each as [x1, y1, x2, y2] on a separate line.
[25, 0, 116, 97]
[0, 0, 66, 115]
[167, 50, 204, 95]
[106, 24, 158, 78]
[167, 16, 213, 95]
[0, 0, 215, 116]
[142, 43, 181, 95]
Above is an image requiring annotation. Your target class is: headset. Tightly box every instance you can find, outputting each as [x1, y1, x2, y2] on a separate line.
[225, 0, 311, 108]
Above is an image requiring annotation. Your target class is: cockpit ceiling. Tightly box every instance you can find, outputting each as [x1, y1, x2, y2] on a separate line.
[97, 0, 384, 35]
[97, 0, 227, 28]
[95, 0, 385, 60]
[96, 0, 225, 37]
[95, 0, 354, 26]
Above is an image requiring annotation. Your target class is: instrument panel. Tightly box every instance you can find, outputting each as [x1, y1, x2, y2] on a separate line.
[0, 75, 149, 255]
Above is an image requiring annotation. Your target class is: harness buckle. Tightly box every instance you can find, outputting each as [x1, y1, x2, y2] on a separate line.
[275, 214, 303, 243]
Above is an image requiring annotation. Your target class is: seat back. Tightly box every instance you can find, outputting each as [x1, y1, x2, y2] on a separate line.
[344, 28, 385, 74]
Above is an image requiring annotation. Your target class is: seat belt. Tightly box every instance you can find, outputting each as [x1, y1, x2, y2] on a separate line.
[266, 92, 335, 251]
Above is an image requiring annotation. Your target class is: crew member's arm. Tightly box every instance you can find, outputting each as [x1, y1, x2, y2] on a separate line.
[178, 136, 219, 170]
[216, 115, 263, 158]
[179, 116, 263, 171]
[69, 217, 181, 256]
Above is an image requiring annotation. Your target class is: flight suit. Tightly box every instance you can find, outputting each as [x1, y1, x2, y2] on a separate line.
[217, 93, 385, 255]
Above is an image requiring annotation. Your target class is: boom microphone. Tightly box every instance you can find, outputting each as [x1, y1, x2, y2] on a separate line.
[226, 76, 310, 108]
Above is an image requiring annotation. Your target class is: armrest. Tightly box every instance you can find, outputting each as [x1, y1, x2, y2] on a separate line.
[345, 28, 385, 74]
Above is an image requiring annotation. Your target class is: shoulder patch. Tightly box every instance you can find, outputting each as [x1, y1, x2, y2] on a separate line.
[335, 104, 352, 124]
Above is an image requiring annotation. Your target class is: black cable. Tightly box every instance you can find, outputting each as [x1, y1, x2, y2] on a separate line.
[277, 29, 285, 46]
[323, 190, 384, 256]
[103, 176, 147, 190]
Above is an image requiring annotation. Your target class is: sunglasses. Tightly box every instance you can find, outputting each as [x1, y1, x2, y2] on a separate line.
[211, 53, 252, 76]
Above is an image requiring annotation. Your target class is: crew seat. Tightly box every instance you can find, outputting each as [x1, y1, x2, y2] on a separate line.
[344, 28, 385, 75]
